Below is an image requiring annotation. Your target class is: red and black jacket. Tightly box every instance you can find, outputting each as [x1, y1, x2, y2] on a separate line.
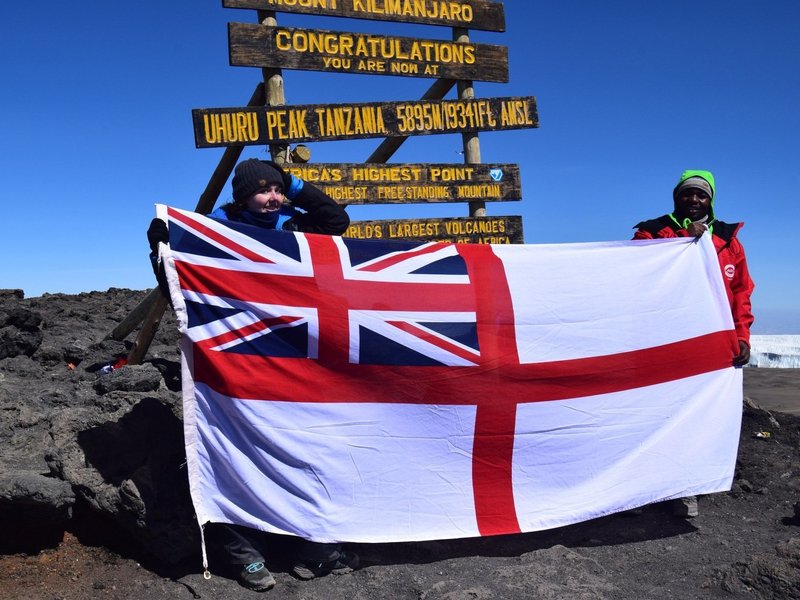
[633, 215, 755, 346]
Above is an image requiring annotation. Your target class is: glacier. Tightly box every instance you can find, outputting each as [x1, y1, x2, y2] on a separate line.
[748, 335, 800, 368]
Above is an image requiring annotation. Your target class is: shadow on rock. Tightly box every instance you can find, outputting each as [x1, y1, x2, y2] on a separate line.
[349, 501, 697, 569]
[148, 357, 182, 392]
[76, 397, 198, 564]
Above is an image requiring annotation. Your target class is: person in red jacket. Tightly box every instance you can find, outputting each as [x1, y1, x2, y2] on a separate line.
[633, 169, 754, 366]
[633, 169, 755, 518]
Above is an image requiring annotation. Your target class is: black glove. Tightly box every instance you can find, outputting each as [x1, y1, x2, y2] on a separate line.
[147, 218, 169, 254]
[262, 160, 295, 195]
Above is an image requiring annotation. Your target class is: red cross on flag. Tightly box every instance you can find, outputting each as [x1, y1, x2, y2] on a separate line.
[158, 205, 742, 544]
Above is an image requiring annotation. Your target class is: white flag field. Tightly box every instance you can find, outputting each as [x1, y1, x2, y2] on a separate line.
[161, 205, 742, 545]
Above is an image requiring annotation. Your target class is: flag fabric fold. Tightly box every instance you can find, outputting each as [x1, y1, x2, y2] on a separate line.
[157, 204, 742, 544]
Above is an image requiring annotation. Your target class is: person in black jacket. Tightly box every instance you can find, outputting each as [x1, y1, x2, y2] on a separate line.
[148, 158, 349, 274]
[209, 158, 349, 234]
[146, 159, 356, 592]
[147, 158, 350, 298]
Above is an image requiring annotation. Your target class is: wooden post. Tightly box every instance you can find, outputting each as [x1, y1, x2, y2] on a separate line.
[258, 10, 289, 165]
[454, 28, 485, 218]
[105, 288, 162, 341]
[125, 291, 170, 365]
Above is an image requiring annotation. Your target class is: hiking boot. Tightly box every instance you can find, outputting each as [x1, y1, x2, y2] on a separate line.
[292, 550, 359, 580]
[237, 561, 276, 592]
[673, 495, 699, 518]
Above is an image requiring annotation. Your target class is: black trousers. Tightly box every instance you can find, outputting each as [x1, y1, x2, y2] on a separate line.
[212, 523, 340, 565]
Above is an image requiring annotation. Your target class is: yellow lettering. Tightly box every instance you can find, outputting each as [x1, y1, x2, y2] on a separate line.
[357, 59, 386, 72]
[334, 107, 348, 134]
[430, 167, 473, 182]
[323, 56, 352, 69]
[396, 105, 411, 133]
[314, 106, 386, 138]
[464, 45, 475, 64]
[287, 109, 309, 138]
[320, 186, 366, 201]
[377, 186, 404, 200]
[521, 100, 534, 125]
[202, 111, 259, 144]
[455, 184, 501, 199]
[345, 223, 384, 239]
[390, 62, 420, 74]
[203, 114, 220, 144]
[267, 1, 339, 7]
[501, 100, 533, 127]
[315, 0, 474, 24]
[265, 110, 288, 139]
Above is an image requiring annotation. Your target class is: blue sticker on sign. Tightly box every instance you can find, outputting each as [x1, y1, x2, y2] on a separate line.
[489, 169, 504, 181]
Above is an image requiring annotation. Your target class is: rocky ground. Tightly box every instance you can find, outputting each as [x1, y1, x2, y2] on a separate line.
[1, 288, 799, 600]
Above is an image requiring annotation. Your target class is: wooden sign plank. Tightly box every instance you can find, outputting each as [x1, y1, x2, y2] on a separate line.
[344, 215, 523, 244]
[193, 96, 537, 147]
[229, 23, 508, 82]
[285, 162, 521, 204]
[222, 0, 506, 32]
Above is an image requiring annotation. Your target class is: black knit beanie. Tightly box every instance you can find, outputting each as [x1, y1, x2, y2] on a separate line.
[232, 159, 283, 202]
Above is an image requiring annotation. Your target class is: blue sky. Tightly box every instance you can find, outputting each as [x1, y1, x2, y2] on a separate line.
[1, 1, 798, 332]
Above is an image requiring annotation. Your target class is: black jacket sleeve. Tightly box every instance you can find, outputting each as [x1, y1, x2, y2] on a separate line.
[283, 181, 350, 235]
[146, 218, 173, 304]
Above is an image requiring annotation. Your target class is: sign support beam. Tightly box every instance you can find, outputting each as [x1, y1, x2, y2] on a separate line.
[454, 27, 484, 218]
[365, 77, 456, 164]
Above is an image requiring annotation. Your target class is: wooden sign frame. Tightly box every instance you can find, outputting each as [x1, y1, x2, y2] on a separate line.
[229, 23, 508, 82]
[285, 162, 521, 203]
[222, 0, 506, 32]
[344, 215, 523, 244]
[193, 96, 537, 147]
[121, 5, 536, 367]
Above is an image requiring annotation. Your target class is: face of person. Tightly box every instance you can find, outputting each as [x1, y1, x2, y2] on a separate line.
[674, 187, 711, 222]
[245, 184, 284, 213]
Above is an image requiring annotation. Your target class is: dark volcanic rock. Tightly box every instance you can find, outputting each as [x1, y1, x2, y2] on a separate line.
[0, 292, 44, 359]
[2, 287, 800, 600]
[0, 288, 194, 563]
[0, 471, 75, 514]
[718, 537, 800, 598]
[93, 363, 163, 395]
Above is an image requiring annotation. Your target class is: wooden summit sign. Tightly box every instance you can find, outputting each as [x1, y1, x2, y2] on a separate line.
[193, 96, 537, 147]
[284, 162, 520, 203]
[345, 215, 523, 244]
[222, 0, 506, 32]
[229, 23, 508, 82]
[120, 0, 528, 367]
